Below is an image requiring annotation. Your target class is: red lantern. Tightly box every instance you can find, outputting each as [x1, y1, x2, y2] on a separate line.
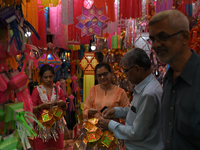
[79, 52, 99, 75]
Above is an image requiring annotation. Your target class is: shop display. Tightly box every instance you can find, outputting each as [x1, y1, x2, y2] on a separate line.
[0, 0, 199, 149]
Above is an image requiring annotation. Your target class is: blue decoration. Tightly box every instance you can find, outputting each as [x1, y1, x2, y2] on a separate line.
[47, 54, 54, 60]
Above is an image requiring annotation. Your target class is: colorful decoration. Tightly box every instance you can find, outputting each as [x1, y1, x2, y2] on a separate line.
[0, 73, 9, 92]
[38, 48, 62, 71]
[7, 56, 33, 113]
[79, 52, 99, 75]
[189, 20, 200, 55]
[79, 52, 99, 105]
[0, 6, 22, 51]
[0, 135, 23, 150]
[74, 118, 119, 149]
[66, 78, 72, 95]
[40, 110, 56, 128]
[134, 32, 151, 56]
[71, 76, 78, 93]
[37, 106, 66, 142]
[75, 5, 110, 37]
[3, 102, 43, 150]
[68, 95, 75, 112]
[83, 0, 94, 9]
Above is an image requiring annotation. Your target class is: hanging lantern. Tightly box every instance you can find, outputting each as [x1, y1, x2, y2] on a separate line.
[79, 52, 99, 75]
[38, 48, 62, 71]
[83, 0, 94, 9]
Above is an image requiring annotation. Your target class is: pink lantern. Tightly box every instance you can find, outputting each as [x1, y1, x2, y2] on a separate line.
[83, 0, 94, 9]
[38, 48, 62, 71]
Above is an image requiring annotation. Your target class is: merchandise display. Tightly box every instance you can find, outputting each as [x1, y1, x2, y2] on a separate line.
[0, 0, 199, 149]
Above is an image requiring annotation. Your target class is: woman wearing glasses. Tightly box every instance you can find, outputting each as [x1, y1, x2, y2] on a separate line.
[83, 62, 129, 119]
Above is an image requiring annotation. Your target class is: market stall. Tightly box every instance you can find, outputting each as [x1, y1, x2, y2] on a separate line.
[0, 0, 199, 149]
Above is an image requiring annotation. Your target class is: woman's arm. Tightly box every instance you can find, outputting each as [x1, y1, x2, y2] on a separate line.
[32, 88, 41, 113]
[32, 87, 54, 113]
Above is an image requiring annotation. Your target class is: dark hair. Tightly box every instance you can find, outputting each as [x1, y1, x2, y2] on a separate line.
[94, 62, 111, 74]
[121, 48, 151, 70]
[39, 64, 55, 77]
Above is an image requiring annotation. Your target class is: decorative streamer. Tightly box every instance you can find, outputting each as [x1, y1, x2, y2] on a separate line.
[70, 60, 77, 77]
[0, 6, 22, 51]
[120, 0, 142, 19]
[66, 78, 72, 95]
[61, 0, 68, 25]
[52, 5, 66, 49]
[50, 6, 59, 34]
[44, 7, 49, 35]
[68, 0, 74, 25]
[71, 76, 78, 93]
[60, 79, 67, 97]
[31, 5, 47, 48]
[68, 95, 75, 112]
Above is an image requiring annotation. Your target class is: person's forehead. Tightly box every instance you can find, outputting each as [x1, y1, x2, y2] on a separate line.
[96, 67, 108, 73]
[43, 71, 54, 76]
[149, 19, 176, 35]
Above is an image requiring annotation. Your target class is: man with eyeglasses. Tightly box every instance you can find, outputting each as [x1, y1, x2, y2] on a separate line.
[149, 10, 200, 150]
[98, 48, 163, 150]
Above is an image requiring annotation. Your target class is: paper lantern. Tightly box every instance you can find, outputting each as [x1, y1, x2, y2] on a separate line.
[79, 52, 99, 75]
[134, 32, 151, 55]
[38, 49, 62, 71]
[76, 5, 110, 37]
[83, 0, 94, 9]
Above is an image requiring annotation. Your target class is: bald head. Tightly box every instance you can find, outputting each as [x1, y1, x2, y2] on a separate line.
[149, 10, 189, 32]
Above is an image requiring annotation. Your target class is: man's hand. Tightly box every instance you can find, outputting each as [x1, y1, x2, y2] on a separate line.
[88, 108, 98, 118]
[98, 118, 111, 130]
[102, 108, 115, 119]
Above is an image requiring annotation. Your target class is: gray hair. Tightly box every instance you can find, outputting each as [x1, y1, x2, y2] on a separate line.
[148, 10, 189, 32]
[121, 48, 151, 70]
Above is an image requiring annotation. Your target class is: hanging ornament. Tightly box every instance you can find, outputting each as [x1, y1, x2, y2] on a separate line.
[0, 6, 22, 51]
[79, 52, 99, 75]
[68, 95, 75, 112]
[76, 5, 110, 37]
[83, 0, 94, 9]
[7, 58, 33, 113]
[38, 48, 62, 71]
[66, 78, 72, 95]
[71, 76, 78, 93]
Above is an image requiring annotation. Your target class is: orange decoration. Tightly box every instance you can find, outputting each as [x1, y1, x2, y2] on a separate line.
[79, 52, 99, 75]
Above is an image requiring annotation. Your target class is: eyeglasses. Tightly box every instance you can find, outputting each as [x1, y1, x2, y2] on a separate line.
[123, 65, 135, 73]
[148, 30, 184, 44]
[97, 72, 109, 78]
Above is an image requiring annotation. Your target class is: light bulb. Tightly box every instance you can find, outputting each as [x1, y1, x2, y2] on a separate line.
[91, 45, 96, 51]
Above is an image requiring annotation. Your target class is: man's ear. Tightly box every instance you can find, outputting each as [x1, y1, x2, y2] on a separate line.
[182, 31, 190, 45]
[135, 65, 140, 74]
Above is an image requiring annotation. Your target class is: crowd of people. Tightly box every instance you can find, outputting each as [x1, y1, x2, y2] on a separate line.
[31, 9, 199, 150]
[85, 10, 200, 150]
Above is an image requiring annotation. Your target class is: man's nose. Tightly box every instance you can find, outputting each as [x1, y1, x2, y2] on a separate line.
[101, 75, 105, 79]
[152, 39, 162, 50]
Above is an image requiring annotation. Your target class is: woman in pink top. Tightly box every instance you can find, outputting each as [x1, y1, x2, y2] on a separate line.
[83, 62, 129, 119]
[32, 64, 67, 150]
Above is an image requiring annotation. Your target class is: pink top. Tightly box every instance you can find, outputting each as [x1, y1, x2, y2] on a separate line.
[83, 84, 130, 119]
[32, 85, 65, 117]
[32, 85, 65, 150]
